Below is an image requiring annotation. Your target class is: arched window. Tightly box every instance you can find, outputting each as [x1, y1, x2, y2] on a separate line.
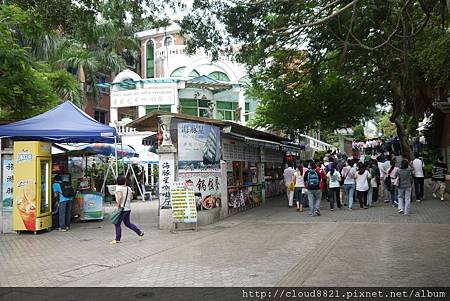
[189, 69, 200, 77]
[146, 40, 154, 78]
[164, 36, 173, 46]
[170, 67, 186, 77]
[208, 71, 230, 82]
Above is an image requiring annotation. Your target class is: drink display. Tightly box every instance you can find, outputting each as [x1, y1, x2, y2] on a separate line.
[15, 183, 37, 230]
[13, 141, 52, 232]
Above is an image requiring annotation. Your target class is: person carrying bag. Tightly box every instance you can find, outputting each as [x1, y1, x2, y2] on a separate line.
[110, 175, 144, 244]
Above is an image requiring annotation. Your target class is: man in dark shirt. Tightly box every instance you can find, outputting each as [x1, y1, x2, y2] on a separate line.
[432, 156, 448, 201]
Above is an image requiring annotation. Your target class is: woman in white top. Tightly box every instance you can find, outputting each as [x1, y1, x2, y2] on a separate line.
[292, 163, 307, 212]
[327, 166, 342, 211]
[387, 159, 399, 207]
[111, 175, 144, 244]
[355, 162, 371, 209]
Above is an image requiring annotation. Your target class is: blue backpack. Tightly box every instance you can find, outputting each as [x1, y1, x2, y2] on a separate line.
[307, 169, 320, 189]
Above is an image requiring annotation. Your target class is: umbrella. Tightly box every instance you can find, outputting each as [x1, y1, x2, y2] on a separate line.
[62, 143, 138, 158]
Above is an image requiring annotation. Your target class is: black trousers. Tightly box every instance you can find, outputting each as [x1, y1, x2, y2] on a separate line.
[329, 187, 341, 209]
[414, 177, 424, 200]
[357, 190, 368, 208]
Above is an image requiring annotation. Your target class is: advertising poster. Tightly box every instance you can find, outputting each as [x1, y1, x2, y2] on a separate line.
[178, 123, 221, 171]
[81, 192, 104, 220]
[2, 158, 13, 211]
[170, 181, 197, 223]
[13, 144, 37, 231]
[178, 172, 222, 210]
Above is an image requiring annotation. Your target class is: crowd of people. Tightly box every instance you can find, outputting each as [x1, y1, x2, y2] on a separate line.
[283, 152, 448, 217]
[352, 135, 426, 157]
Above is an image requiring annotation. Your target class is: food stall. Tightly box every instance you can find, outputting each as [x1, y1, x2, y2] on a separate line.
[0, 101, 118, 233]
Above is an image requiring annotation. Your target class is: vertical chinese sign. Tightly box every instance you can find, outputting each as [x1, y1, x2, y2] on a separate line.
[2, 158, 13, 211]
[158, 157, 175, 208]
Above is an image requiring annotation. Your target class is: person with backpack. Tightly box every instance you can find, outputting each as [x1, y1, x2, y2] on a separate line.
[327, 165, 342, 211]
[355, 162, 371, 209]
[396, 159, 414, 215]
[111, 175, 144, 244]
[52, 174, 75, 232]
[304, 162, 322, 216]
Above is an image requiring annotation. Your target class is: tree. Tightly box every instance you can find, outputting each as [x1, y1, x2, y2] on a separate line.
[0, 5, 67, 118]
[181, 0, 450, 160]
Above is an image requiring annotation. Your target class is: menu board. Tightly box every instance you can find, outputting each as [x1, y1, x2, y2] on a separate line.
[170, 181, 197, 224]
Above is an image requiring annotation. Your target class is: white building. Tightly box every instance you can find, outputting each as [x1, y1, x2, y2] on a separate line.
[101, 24, 258, 127]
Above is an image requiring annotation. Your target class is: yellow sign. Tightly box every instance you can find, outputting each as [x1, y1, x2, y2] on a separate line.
[13, 141, 52, 232]
[170, 181, 197, 223]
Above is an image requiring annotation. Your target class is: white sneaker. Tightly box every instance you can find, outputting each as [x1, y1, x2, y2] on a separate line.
[433, 193, 437, 198]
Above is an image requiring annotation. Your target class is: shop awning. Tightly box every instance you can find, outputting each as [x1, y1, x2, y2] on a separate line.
[244, 137, 280, 150]
[0, 101, 118, 143]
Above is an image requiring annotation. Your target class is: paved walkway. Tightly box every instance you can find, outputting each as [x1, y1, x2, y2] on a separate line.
[1, 183, 450, 287]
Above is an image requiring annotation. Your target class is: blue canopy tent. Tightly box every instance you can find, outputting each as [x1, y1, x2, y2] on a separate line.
[0, 101, 117, 143]
[0, 100, 121, 180]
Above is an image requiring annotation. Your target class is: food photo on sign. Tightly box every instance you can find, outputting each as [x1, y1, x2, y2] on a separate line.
[180, 173, 222, 211]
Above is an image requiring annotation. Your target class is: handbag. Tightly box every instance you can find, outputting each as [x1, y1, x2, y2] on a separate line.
[288, 181, 295, 192]
[110, 187, 129, 224]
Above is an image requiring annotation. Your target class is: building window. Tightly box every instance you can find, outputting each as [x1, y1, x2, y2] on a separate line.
[216, 101, 238, 121]
[208, 71, 230, 82]
[164, 36, 173, 46]
[145, 105, 171, 114]
[94, 110, 107, 124]
[180, 98, 209, 117]
[146, 40, 155, 78]
[245, 102, 250, 122]
[170, 66, 186, 77]
[189, 69, 200, 77]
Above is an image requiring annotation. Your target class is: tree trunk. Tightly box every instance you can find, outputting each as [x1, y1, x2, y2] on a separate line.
[390, 98, 413, 161]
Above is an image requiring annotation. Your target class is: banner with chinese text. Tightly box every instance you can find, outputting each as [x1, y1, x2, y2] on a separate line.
[178, 123, 221, 171]
[178, 172, 222, 210]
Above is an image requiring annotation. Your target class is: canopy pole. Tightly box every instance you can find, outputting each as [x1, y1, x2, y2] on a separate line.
[114, 136, 118, 178]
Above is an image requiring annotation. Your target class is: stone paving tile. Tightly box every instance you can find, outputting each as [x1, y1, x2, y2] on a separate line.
[1, 185, 450, 287]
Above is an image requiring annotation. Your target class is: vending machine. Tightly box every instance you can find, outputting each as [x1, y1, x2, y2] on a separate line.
[13, 141, 52, 233]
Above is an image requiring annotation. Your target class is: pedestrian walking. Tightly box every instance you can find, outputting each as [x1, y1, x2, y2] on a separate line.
[396, 159, 413, 215]
[293, 163, 307, 212]
[355, 162, 371, 209]
[412, 153, 425, 202]
[431, 156, 448, 201]
[283, 163, 295, 207]
[387, 159, 399, 207]
[368, 159, 380, 206]
[304, 162, 322, 216]
[110, 175, 144, 244]
[327, 166, 342, 211]
[342, 160, 356, 210]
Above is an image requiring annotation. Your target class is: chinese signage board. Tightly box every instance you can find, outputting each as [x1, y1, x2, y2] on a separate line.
[170, 181, 197, 223]
[159, 157, 175, 208]
[2, 158, 13, 211]
[178, 123, 221, 171]
[179, 172, 222, 210]
[110, 87, 176, 108]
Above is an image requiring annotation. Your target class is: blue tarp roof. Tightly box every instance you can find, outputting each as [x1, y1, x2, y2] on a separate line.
[0, 101, 118, 143]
